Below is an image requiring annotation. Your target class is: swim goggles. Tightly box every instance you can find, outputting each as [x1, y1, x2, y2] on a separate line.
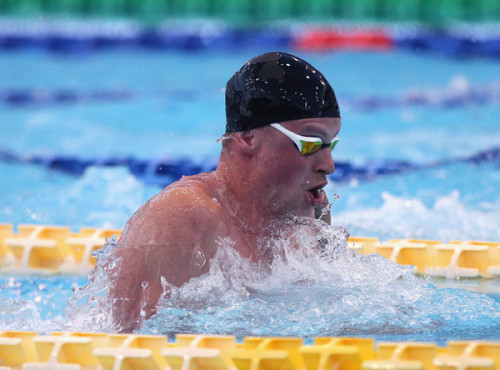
[270, 123, 339, 156]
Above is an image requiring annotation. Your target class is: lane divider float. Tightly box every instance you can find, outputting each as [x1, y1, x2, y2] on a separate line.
[1, 224, 500, 278]
[0, 331, 498, 369]
[293, 28, 394, 51]
[3, 79, 499, 108]
[1, 19, 500, 58]
[1, 146, 498, 187]
[0, 224, 121, 275]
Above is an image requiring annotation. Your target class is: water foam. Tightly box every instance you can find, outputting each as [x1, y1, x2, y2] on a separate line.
[336, 191, 500, 241]
[64, 166, 149, 229]
[2, 218, 499, 342]
[0, 275, 81, 335]
[64, 235, 121, 333]
[133, 220, 500, 342]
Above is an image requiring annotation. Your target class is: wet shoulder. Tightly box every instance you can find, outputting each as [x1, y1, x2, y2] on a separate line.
[143, 173, 223, 223]
[121, 173, 223, 244]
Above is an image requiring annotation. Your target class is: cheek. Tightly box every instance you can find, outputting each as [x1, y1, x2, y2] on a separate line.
[266, 156, 309, 190]
[259, 138, 310, 191]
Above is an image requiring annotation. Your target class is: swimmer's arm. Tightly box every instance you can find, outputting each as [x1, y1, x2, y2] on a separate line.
[109, 188, 220, 332]
[314, 189, 331, 224]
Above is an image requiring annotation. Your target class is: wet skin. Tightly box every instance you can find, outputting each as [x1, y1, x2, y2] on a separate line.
[109, 117, 341, 332]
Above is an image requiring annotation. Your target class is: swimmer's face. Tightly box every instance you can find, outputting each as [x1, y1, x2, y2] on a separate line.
[256, 117, 341, 218]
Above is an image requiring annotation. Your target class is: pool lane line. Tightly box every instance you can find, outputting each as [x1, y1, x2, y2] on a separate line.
[0, 146, 498, 187]
[0, 331, 499, 369]
[2, 80, 500, 109]
[1, 20, 500, 58]
[1, 224, 500, 279]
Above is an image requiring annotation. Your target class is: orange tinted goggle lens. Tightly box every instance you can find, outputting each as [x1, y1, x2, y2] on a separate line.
[300, 141, 323, 155]
[300, 138, 339, 156]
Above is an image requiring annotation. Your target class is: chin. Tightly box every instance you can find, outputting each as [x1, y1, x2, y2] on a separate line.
[293, 205, 316, 219]
[276, 195, 314, 219]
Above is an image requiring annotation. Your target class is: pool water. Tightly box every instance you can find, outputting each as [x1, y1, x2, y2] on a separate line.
[1, 47, 500, 342]
[2, 239, 500, 345]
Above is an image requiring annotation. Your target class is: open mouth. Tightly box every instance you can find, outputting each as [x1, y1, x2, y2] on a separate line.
[306, 184, 326, 206]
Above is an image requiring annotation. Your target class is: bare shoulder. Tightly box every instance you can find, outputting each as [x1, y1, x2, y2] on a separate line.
[119, 173, 223, 248]
[108, 173, 225, 331]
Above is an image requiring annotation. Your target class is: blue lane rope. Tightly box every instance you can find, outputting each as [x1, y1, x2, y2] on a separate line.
[0, 88, 136, 106]
[2, 81, 499, 108]
[1, 147, 498, 187]
[1, 20, 500, 58]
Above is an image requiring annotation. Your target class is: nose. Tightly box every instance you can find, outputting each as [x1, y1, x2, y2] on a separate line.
[314, 148, 335, 175]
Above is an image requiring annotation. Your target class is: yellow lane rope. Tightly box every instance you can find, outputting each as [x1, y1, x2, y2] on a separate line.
[1, 225, 500, 369]
[0, 331, 499, 369]
[1, 224, 500, 278]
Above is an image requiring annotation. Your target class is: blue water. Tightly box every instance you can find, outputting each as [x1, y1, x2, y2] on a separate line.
[2, 249, 500, 344]
[2, 49, 500, 236]
[1, 48, 500, 342]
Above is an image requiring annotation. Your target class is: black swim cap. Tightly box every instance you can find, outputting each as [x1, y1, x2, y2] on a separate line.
[225, 52, 340, 133]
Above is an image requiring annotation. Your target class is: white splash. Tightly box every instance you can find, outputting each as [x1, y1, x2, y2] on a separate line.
[138, 220, 500, 340]
[336, 191, 500, 241]
[64, 166, 147, 228]
[1, 217, 499, 342]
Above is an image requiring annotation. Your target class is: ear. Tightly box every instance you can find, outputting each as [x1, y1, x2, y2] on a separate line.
[233, 130, 260, 155]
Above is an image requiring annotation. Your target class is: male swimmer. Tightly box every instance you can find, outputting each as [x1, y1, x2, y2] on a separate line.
[109, 52, 343, 332]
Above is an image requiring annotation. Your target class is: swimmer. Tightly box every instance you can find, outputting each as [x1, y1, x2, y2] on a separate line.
[109, 52, 344, 332]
